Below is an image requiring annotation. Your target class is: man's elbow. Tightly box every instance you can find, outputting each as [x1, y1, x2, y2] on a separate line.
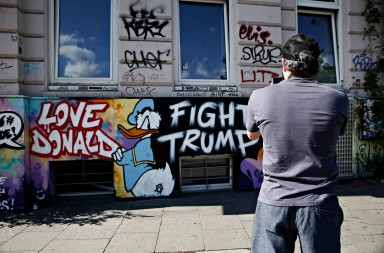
[247, 131, 261, 140]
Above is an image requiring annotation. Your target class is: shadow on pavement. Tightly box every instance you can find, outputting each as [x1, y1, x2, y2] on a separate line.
[0, 190, 259, 228]
[1, 179, 382, 229]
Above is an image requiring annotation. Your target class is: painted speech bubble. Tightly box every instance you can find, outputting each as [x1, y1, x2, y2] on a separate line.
[0, 112, 24, 149]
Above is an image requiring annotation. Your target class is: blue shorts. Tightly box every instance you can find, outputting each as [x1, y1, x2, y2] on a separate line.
[251, 196, 343, 253]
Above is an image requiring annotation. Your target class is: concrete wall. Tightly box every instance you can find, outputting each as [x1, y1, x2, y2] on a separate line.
[0, 0, 382, 98]
[346, 0, 384, 97]
[1, 0, 380, 98]
[0, 0, 46, 96]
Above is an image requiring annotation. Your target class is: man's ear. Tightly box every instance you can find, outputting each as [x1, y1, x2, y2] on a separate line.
[282, 58, 287, 72]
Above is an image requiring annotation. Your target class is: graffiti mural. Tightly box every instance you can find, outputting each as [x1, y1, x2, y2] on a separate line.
[112, 99, 175, 198]
[1, 96, 264, 210]
[0, 97, 28, 211]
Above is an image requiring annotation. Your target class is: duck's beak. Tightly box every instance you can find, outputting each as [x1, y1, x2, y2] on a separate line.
[118, 124, 158, 139]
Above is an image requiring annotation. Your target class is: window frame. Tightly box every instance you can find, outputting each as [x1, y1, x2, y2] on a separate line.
[49, 0, 117, 85]
[297, 0, 343, 86]
[174, 0, 232, 87]
[297, 0, 340, 9]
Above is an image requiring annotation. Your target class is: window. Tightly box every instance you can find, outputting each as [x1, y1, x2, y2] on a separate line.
[298, 12, 338, 83]
[180, 154, 233, 193]
[50, 0, 115, 84]
[177, 0, 229, 84]
[297, 1, 341, 85]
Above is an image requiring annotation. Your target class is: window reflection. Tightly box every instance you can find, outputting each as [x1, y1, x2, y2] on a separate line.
[57, 0, 111, 78]
[179, 1, 227, 80]
[298, 13, 337, 83]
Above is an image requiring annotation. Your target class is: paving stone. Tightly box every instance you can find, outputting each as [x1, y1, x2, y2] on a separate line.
[201, 215, 244, 230]
[0, 231, 59, 251]
[56, 218, 121, 240]
[41, 239, 109, 253]
[116, 216, 161, 233]
[106, 232, 158, 253]
[342, 217, 384, 235]
[241, 219, 253, 238]
[199, 205, 236, 216]
[341, 234, 384, 253]
[125, 207, 164, 218]
[156, 223, 204, 252]
[196, 250, 249, 253]
[0, 225, 27, 245]
[23, 223, 69, 232]
[204, 229, 250, 251]
[161, 210, 201, 226]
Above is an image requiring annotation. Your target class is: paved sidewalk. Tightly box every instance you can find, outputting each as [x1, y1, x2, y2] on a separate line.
[0, 179, 383, 253]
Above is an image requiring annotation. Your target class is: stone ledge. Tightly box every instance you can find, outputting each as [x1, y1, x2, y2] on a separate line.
[42, 91, 122, 98]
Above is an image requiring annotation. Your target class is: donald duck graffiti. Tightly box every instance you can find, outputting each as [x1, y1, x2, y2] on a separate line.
[112, 99, 175, 198]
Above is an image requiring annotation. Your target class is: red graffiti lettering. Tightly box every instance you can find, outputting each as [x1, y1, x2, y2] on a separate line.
[241, 69, 279, 83]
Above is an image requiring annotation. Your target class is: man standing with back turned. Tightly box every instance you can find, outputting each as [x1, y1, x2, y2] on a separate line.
[246, 34, 349, 253]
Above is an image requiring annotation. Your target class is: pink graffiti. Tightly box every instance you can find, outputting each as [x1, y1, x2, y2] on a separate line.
[239, 25, 272, 45]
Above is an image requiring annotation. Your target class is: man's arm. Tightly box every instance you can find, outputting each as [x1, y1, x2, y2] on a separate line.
[247, 130, 261, 140]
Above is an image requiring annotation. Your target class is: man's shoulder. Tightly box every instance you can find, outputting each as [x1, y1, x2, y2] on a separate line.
[251, 87, 268, 98]
[322, 85, 349, 100]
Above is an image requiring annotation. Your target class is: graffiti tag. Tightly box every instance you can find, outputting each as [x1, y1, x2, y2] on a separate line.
[240, 69, 279, 83]
[125, 86, 157, 97]
[0, 60, 13, 70]
[23, 62, 41, 80]
[352, 54, 376, 71]
[241, 45, 281, 65]
[239, 25, 272, 45]
[122, 1, 168, 40]
[124, 49, 170, 71]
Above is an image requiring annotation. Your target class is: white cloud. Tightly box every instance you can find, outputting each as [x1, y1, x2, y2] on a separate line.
[60, 33, 83, 45]
[63, 61, 101, 77]
[195, 57, 210, 78]
[60, 45, 96, 62]
[59, 33, 103, 78]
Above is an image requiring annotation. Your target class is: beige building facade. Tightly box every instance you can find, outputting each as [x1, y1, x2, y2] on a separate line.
[0, 0, 382, 98]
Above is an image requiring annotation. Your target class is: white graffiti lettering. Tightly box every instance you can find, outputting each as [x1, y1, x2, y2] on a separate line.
[158, 101, 255, 162]
[31, 101, 119, 159]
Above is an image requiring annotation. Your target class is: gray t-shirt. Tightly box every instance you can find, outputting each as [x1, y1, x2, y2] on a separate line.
[246, 78, 349, 206]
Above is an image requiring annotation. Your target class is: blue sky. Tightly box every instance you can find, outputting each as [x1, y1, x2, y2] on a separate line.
[58, 0, 110, 78]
